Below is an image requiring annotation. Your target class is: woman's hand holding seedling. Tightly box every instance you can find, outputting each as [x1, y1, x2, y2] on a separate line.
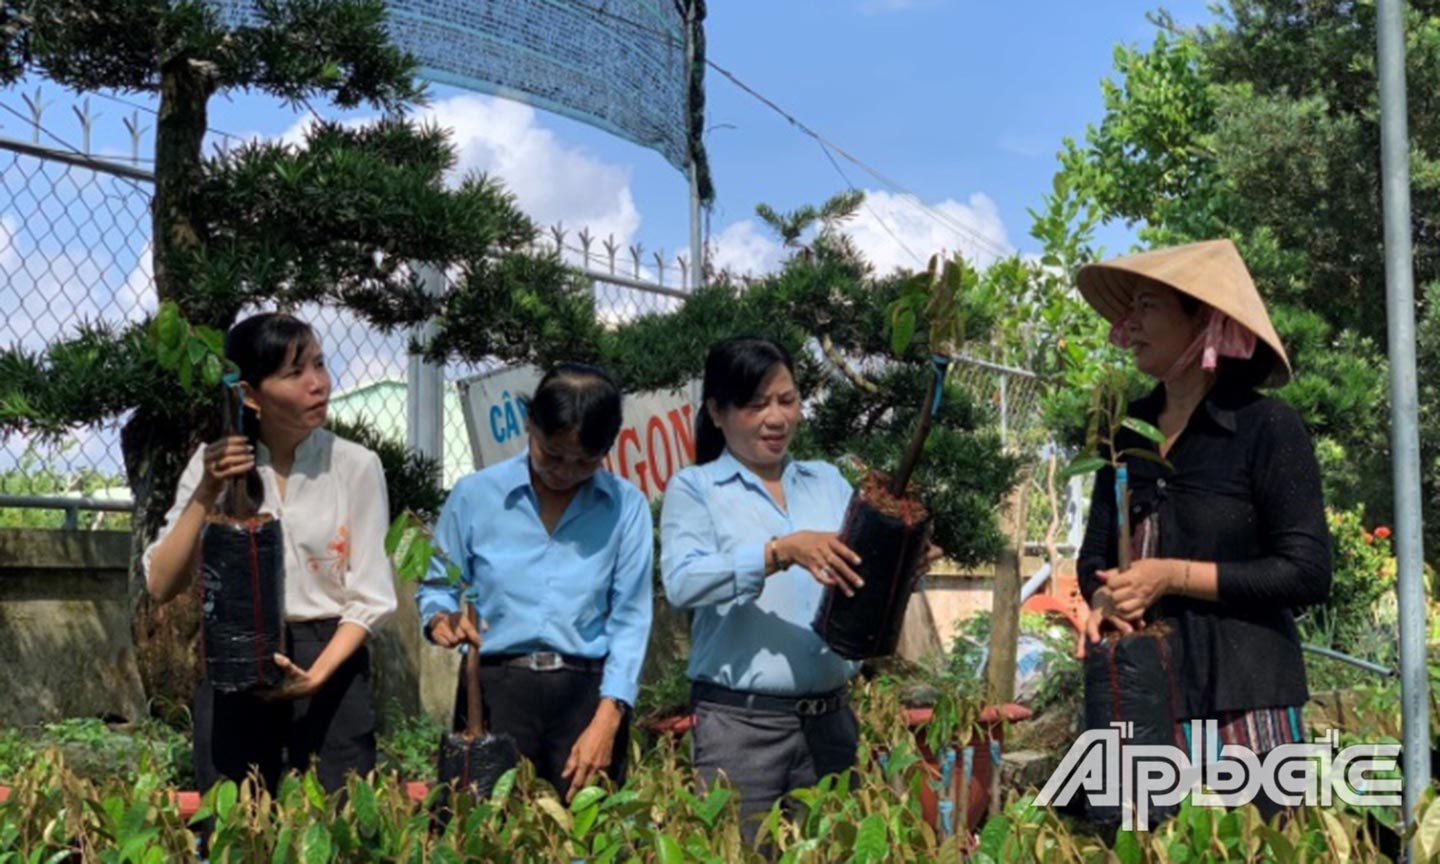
[195, 435, 254, 505]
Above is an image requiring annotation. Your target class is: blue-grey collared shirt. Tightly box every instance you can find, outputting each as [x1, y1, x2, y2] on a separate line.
[660, 449, 860, 696]
[416, 450, 654, 705]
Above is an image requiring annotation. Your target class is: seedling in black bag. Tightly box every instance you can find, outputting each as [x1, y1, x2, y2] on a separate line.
[1061, 370, 1181, 828]
[386, 513, 518, 807]
[814, 253, 992, 660]
[150, 302, 285, 693]
[1059, 368, 1170, 573]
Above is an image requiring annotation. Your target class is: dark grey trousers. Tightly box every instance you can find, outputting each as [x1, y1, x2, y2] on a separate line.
[690, 700, 859, 843]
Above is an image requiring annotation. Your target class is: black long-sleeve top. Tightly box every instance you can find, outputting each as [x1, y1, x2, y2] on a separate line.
[1077, 374, 1332, 716]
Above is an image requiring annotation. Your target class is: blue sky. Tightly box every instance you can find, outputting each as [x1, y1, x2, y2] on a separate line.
[0, 0, 1219, 478]
[2, 0, 1219, 280]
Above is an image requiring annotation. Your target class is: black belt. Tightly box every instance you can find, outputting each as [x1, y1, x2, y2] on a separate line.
[691, 681, 848, 717]
[481, 651, 606, 673]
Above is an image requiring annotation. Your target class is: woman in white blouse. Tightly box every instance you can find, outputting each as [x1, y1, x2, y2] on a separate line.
[144, 312, 397, 793]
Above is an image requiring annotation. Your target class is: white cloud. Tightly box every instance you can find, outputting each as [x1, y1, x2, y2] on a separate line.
[708, 219, 786, 279]
[706, 188, 1012, 280]
[116, 242, 155, 323]
[844, 189, 1011, 273]
[280, 94, 642, 263]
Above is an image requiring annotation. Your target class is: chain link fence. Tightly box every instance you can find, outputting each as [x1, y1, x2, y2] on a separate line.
[0, 133, 684, 513]
[0, 127, 1047, 518]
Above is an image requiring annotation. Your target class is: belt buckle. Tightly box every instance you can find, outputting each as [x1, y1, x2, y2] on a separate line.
[795, 697, 825, 717]
[528, 651, 564, 672]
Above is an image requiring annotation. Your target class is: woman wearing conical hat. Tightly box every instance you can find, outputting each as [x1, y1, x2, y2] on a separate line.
[1075, 239, 1332, 823]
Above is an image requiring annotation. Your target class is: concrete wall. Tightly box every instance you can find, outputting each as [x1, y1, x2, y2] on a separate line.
[0, 530, 1085, 730]
[0, 527, 448, 732]
[895, 556, 1084, 666]
[0, 529, 149, 727]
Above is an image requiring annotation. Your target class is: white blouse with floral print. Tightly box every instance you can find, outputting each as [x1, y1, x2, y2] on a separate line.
[143, 427, 398, 632]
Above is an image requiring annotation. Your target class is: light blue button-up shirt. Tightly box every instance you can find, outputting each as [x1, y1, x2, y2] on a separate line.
[416, 451, 654, 706]
[660, 449, 861, 696]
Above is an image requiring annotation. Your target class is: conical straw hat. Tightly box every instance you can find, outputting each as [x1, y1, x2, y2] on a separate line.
[1077, 239, 1291, 386]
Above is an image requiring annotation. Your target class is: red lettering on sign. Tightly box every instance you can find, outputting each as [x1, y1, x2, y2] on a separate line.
[668, 406, 696, 464]
[616, 427, 648, 497]
[646, 416, 675, 494]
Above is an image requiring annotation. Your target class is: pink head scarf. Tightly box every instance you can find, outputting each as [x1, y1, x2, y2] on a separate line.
[1110, 306, 1257, 384]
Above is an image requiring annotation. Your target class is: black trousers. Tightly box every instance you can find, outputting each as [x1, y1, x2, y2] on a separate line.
[193, 618, 377, 794]
[452, 661, 629, 796]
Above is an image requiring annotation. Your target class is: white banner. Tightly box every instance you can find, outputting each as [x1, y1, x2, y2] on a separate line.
[457, 365, 701, 500]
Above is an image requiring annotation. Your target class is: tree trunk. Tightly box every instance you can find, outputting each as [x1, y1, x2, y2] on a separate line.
[152, 57, 211, 304]
[127, 57, 215, 716]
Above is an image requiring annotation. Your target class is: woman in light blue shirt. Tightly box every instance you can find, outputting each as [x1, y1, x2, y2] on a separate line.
[418, 363, 653, 803]
[661, 336, 872, 838]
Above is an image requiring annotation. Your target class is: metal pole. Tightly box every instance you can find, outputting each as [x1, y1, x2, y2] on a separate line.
[1376, 0, 1430, 844]
[407, 264, 446, 480]
[685, 1, 703, 291]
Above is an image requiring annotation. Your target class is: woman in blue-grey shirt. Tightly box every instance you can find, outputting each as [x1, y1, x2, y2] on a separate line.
[660, 336, 879, 839]
[418, 363, 653, 803]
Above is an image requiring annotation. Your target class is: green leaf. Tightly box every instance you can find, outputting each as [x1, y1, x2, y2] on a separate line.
[352, 781, 378, 836]
[1113, 829, 1142, 864]
[178, 355, 194, 393]
[1121, 417, 1166, 444]
[854, 814, 887, 862]
[1059, 455, 1106, 481]
[697, 787, 732, 827]
[1259, 825, 1295, 863]
[214, 781, 237, 820]
[573, 803, 601, 840]
[202, 354, 224, 389]
[569, 786, 606, 813]
[384, 514, 412, 558]
[301, 824, 332, 864]
[303, 770, 327, 810]
[489, 768, 517, 801]
[187, 339, 207, 367]
[891, 307, 918, 355]
[155, 303, 182, 352]
[655, 833, 685, 864]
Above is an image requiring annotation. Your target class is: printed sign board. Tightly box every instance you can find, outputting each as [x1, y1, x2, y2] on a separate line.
[458, 365, 701, 500]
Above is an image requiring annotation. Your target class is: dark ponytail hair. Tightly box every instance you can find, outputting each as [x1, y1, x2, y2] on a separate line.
[525, 363, 624, 457]
[695, 337, 796, 465]
[224, 312, 318, 450]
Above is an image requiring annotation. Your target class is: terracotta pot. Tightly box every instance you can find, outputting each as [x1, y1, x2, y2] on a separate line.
[0, 781, 434, 820]
[904, 703, 1033, 836]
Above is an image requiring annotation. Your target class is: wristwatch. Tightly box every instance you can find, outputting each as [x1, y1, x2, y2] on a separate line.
[603, 696, 630, 716]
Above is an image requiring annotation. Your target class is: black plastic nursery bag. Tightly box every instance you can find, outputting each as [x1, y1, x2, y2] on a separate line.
[813, 496, 931, 660]
[1082, 626, 1182, 828]
[200, 515, 285, 693]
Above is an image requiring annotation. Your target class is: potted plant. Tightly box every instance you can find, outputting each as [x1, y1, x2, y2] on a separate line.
[386, 511, 519, 803]
[150, 302, 285, 693]
[1059, 369, 1181, 826]
[812, 252, 990, 659]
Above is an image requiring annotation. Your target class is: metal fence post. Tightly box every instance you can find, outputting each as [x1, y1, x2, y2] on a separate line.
[407, 264, 446, 480]
[1376, 0, 1431, 846]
